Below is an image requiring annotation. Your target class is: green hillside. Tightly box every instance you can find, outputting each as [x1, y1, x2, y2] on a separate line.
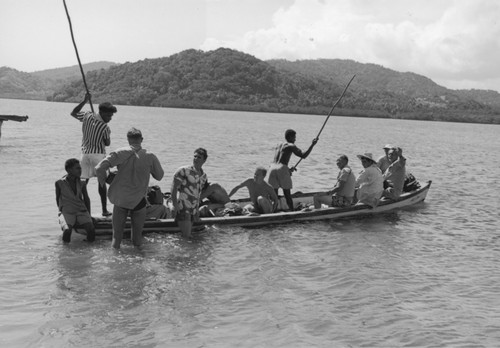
[1, 49, 499, 124]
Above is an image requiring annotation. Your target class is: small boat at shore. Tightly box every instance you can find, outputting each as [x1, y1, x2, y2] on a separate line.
[77, 180, 432, 238]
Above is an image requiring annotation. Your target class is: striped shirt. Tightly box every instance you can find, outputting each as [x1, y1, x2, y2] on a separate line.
[76, 112, 111, 154]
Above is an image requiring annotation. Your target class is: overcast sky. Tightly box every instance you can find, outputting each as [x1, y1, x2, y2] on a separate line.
[1, 0, 499, 92]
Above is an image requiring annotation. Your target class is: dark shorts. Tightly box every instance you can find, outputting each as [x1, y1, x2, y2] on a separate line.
[133, 198, 147, 211]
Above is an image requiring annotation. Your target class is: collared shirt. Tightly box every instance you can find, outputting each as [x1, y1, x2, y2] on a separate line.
[75, 111, 111, 154]
[384, 157, 406, 196]
[336, 165, 356, 199]
[356, 164, 384, 207]
[103, 145, 164, 209]
[173, 165, 208, 213]
[377, 155, 391, 173]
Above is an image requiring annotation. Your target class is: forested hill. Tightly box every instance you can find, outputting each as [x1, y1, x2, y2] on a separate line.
[0, 62, 115, 100]
[1, 48, 499, 124]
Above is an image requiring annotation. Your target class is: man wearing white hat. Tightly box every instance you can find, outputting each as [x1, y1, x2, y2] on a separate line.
[377, 144, 394, 173]
[355, 153, 384, 208]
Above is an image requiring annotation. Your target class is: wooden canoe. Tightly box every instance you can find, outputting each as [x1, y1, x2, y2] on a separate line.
[76, 180, 432, 238]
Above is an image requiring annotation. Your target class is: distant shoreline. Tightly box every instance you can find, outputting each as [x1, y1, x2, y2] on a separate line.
[1, 95, 499, 125]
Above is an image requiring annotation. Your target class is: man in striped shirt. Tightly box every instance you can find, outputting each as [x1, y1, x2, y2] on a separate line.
[71, 93, 117, 216]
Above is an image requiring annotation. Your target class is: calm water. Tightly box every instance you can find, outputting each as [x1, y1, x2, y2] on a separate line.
[1, 99, 499, 347]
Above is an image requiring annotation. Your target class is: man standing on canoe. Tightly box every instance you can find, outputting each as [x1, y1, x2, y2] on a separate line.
[268, 129, 317, 211]
[71, 93, 116, 216]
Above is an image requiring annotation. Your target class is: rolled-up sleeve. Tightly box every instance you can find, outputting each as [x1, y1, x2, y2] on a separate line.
[150, 154, 164, 181]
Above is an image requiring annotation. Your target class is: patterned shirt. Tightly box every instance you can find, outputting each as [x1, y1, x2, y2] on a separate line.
[173, 165, 208, 214]
[76, 112, 111, 154]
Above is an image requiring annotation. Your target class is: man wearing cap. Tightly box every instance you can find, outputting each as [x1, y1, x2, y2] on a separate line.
[377, 144, 394, 173]
[355, 153, 384, 208]
[382, 147, 406, 199]
[268, 129, 318, 211]
[71, 93, 116, 216]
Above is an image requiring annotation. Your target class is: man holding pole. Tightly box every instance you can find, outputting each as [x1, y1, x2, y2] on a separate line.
[268, 129, 317, 211]
[71, 93, 117, 216]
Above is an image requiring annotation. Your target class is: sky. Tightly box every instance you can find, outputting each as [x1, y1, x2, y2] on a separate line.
[1, 0, 499, 92]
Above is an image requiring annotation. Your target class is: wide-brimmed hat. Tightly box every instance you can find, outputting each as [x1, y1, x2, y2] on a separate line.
[383, 144, 394, 150]
[357, 153, 376, 163]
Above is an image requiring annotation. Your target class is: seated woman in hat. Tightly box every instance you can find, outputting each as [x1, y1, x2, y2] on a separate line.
[355, 153, 384, 208]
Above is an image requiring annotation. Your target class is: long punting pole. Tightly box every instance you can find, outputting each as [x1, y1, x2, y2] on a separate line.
[291, 74, 356, 171]
[62, 0, 94, 114]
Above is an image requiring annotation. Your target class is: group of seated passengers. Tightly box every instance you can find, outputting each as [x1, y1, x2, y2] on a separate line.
[314, 144, 406, 209]
[146, 144, 407, 219]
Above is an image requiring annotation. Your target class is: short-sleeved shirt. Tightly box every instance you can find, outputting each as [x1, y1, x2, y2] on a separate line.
[173, 165, 208, 214]
[377, 155, 391, 173]
[76, 112, 111, 154]
[336, 166, 356, 199]
[103, 145, 164, 210]
[356, 165, 384, 207]
[383, 157, 406, 197]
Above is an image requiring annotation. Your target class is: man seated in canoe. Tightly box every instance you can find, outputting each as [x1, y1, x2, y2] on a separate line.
[354, 153, 384, 208]
[229, 166, 279, 214]
[382, 147, 406, 200]
[55, 158, 95, 243]
[313, 155, 356, 209]
[199, 182, 231, 217]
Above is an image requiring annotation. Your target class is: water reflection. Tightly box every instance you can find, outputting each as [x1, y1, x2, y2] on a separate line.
[44, 232, 218, 346]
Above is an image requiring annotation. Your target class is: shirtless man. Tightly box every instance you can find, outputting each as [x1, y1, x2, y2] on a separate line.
[268, 129, 317, 211]
[229, 167, 279, 214]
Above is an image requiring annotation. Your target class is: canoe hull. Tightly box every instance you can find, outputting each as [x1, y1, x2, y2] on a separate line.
[77, 181, 431, 237]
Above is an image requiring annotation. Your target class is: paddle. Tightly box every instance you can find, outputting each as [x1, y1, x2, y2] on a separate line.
[62, 0, 94, 114]
[291, 74, 356, 171]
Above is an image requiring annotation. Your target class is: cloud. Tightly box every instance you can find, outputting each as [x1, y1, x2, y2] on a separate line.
[201, 0, 500, 91]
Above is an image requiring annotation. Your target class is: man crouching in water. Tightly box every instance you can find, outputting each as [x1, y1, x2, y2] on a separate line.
[55, 158, 95, 243]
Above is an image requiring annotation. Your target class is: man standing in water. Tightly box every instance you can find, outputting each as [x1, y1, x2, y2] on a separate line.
[71, 93, 117, 216]
[171, 148, 208, 238]
[95, 128, 164, 249]
[268, 129, 317, 211]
